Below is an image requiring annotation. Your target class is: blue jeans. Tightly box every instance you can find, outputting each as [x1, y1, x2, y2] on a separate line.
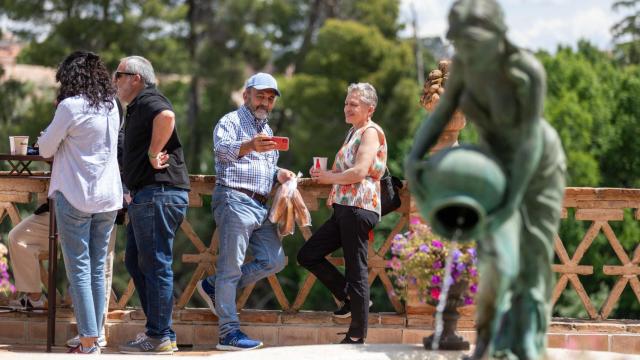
[124, 185, 188, 340]
[207, 186, 285, 338]
[55, 192, 117, 339]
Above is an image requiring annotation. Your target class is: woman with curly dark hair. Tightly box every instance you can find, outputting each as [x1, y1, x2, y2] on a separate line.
[38, 51, 123, 354]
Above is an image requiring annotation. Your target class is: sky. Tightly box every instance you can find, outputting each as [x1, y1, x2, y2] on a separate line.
[399, 0, 620, 53]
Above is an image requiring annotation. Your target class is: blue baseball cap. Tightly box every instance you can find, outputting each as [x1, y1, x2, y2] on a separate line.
[245, 72, 281, 96]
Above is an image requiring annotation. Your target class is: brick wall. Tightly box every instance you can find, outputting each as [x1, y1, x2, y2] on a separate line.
[0, 309, 638, 354]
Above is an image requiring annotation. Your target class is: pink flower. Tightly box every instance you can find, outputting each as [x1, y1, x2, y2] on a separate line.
[470, 284, 478, 294]
[431, 240, 443, 248]
[430, 288, 441, 301]
[387, 257, 402, 271]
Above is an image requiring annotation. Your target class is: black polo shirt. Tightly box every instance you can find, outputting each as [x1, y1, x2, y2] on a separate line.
[123, 85, 190, 192]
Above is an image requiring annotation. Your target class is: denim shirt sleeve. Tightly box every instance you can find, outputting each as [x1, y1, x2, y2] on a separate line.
[213, 114, 242, 163]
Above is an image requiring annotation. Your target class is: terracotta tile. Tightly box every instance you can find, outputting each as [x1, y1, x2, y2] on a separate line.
[547, 334, 567, 348]
[573, 322, 626, 333]
[239, 310, 280, 324]
[128, 309, 146, 320]
[241, 325, 278, 346]
[28, 321, 68, 346]
[180, 309, 217, 322]
[318, 326, 348, 344]
[193, 325, 218, 346]
[402, 329, 430, 344]
[0, 321, 25, 341]
[282, 311, 332, 325]
[379, 313, 405, 326]
[565, 334, 609, 351]
[406, 315, 433, 328]
[611, 335, 640, 354]
[173, 324, 194, 345]
[549, 322, 575, 332]
[626, 324, 640, 334]
[277, 326, 318, 345]
[105, 323, 146, 346]
[366, 328, 402, 344]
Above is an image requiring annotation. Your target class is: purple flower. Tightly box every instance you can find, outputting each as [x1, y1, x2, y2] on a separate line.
[467, 248, 476, 257]
[452, 249, 462, 261]
[464, 296, 474, 305]
[433, 260, 443, 269]
[431, 275, 441, 285]
[391, 242, 405, 255]
[431, 240, 443, 248]
[419, 244, 429, 253]
[470, 284, 478, 294]
[456, 262, 466, 273]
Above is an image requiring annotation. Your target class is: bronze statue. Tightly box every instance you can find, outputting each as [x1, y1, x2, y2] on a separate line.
[405, 0, 566, 359]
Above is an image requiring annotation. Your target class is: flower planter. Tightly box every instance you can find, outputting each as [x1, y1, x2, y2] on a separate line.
[422, 280, 470, 351]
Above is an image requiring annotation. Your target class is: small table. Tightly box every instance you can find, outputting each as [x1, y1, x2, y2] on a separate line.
[0, 155, 57, 352]
[0, 154, 49, 176]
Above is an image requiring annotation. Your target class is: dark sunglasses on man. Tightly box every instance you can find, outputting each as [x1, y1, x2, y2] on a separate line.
[114, 71, 136, 79]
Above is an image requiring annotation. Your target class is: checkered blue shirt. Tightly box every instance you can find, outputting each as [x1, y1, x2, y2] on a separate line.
[213, 105, 279, 196]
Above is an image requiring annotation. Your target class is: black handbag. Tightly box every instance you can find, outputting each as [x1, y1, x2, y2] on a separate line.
[380, 168, 403, 216]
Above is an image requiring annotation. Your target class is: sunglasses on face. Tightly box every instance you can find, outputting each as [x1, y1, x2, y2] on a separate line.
[114, 71, 136, 79]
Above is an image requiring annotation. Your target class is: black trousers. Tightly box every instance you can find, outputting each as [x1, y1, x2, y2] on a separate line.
[297, 204, 379, 339]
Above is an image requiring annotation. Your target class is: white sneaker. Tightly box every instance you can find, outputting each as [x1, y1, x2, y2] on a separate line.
[66, 334, 107, 348]
[9, 293, 47, 311]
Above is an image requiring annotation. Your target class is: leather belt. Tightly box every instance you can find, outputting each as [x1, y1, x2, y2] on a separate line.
[227, 186, 268, 205]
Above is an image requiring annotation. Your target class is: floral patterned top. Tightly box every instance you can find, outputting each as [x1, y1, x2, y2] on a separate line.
[328, 122, 387, 215]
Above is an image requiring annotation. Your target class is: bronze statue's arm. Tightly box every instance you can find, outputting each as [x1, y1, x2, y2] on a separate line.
[489, 51, 545, 227]
[405, 58, 464, 196]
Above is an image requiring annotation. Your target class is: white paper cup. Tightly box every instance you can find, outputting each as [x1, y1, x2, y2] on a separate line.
[313, 157, 328, 171]
[9, 137, 15, 155]
[13, 136, 29, 155]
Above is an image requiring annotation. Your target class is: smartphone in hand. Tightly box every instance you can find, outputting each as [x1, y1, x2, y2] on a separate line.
[271, 136, 289, 151]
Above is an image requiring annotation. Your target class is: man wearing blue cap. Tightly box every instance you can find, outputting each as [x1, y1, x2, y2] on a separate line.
[197, 72, 294, 350]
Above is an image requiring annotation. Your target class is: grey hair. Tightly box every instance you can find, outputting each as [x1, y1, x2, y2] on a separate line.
[347, 82, 378, 108]
[122, 56, 156, 86]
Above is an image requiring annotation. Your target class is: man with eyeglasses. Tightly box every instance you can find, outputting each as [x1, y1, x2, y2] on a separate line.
[114, 56, 190, 355]
[195, 73, 294, 351]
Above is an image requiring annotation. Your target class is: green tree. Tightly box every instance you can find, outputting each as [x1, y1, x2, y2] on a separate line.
[612, 0, 640, 64]
[0, 0, 189, 71]
[538, 41, 619, 186]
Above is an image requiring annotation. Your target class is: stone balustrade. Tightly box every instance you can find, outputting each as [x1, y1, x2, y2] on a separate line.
[0, 174, 638, 352]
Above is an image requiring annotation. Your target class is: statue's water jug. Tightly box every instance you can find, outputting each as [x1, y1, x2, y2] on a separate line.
[418, 146, 506, 241]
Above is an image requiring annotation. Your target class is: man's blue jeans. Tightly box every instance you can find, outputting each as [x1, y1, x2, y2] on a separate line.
[206, 186, 286, 338]
[124, 185, 188, 340]
[55, 191, 117, 339]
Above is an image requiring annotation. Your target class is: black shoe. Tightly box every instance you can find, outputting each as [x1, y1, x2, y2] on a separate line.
[333, 299, 373, 318]
[340, 335, 364, 344]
